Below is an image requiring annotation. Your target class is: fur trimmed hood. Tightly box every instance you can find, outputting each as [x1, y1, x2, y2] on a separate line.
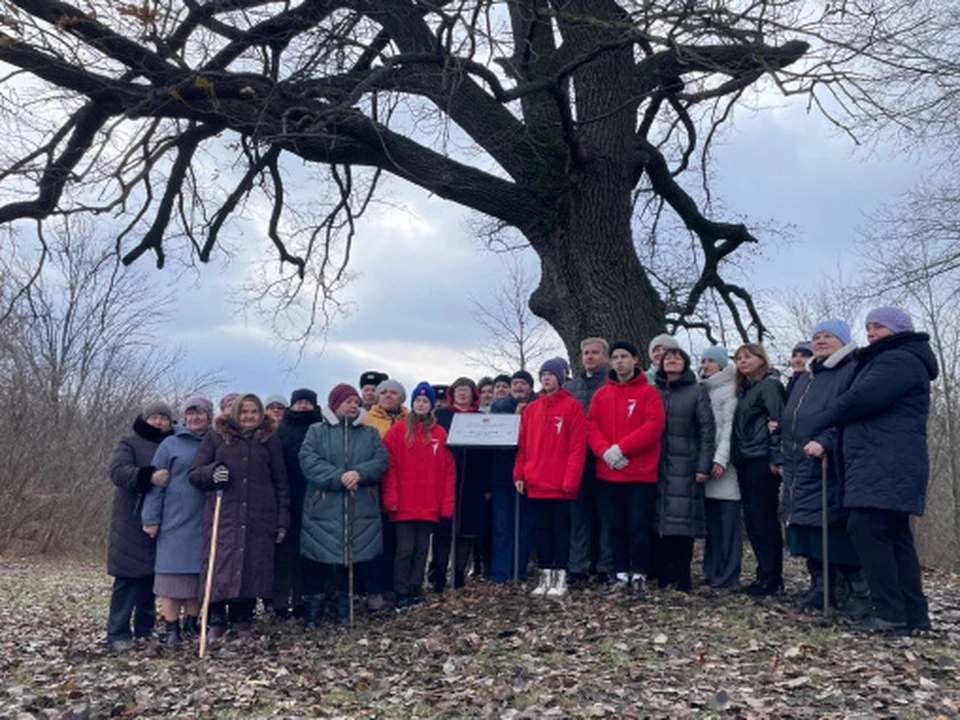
[808, 340, 858, 373]
[133, 415, 174, 444]
[214, 414, 277, 444]
[320, 405, 368, 426]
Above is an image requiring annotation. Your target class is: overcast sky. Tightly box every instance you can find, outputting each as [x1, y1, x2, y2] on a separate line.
[159, 98, 932, 407]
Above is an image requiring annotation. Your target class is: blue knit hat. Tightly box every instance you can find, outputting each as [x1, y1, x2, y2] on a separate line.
[539, 358, 567, 382]
[411, 381, 436, 409]
[700, 345, 730, 369]
[812, 319, 851, 345]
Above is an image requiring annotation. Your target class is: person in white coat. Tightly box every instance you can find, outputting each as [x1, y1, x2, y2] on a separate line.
[699, 347, 741, 588]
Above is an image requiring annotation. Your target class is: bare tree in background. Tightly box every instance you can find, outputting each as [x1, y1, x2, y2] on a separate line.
[0, 0, 957, 355]
[465, 257, 561, 374]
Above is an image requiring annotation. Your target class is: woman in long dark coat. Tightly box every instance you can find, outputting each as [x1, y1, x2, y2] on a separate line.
[654, 349, 715, 591]
[106, 402, 174, 651]
[189, 393, 290, 639]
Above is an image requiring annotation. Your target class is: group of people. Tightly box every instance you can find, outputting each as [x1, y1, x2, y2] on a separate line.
[105, 305, 937, 650]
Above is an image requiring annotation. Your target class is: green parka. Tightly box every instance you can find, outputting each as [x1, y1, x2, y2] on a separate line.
[299, 407, 388, 565]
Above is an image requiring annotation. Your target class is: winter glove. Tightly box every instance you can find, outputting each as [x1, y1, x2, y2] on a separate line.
[612, 457, 630, 471]
[602, 445, 626, 469]
[213, 465, 230, 487]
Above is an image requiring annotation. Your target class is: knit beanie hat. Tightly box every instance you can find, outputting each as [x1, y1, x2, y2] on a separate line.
[359, 371, 389, 389]
[812, 319, 852, 345]
[611, 340, 641, 358]
[183, 396, 214, 420]
[265, 393, 287, 408]
[328, 383, 360, 413]
[143, 401, 174, 420]
[290, 388, 318, 407]
[700, 345, 730, 369]
[647, 333, 680, 361]
[866, 306, 914, 334]
[511, 370, 535, 388]
[376, 379, 407, 403]
[410, 381, 437, 409]
[219, 392, 240, 412]
[539, 358, 567, 382]
[493, 374, 512, 386]
[791, 341, 813, 357]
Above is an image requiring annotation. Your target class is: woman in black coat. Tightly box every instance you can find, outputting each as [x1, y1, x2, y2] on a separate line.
[814, 307, 938, 634]
[106, 402, 174, 651]
[654, 349, 715, 591]
[731, 343, 786, 596]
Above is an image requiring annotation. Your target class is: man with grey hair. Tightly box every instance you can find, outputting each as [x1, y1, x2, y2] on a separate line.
[565, 337, 610, 586]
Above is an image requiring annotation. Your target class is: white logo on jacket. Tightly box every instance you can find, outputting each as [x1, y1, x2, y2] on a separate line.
[554, 416, 563, 434]
[431, 439, 440, 456]
[627, 399, 637, 417]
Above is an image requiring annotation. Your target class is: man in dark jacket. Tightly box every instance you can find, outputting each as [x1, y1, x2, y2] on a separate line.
[564, 337, 610, 585]
[815, 307, 938, 634]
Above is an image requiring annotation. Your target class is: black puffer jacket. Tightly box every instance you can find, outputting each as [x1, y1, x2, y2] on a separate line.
[655, 369, 716, 537]
[732, 371, 785, 463]
[779, 343, 857, 528]
[107, 417, 173, 577]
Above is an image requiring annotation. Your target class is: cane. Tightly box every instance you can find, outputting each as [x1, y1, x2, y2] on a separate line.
[199, 489, 224, 658]
[347, 489, 356, 627]
[821, 454, 831, 618]
[513, 488, 520, 583]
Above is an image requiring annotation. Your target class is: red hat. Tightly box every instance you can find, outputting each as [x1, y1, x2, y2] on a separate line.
[328, 383, 360, 412]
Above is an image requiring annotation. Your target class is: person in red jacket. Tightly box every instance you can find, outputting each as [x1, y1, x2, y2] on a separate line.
[514, 359, 587, 599]
[587, 340, 666, 600]
[382, 382, 455, 612]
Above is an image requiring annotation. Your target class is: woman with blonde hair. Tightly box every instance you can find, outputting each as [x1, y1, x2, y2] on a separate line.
[731, 343, 785, 597]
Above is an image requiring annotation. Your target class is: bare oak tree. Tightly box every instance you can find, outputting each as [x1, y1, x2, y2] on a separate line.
[0, 0, 956, 355]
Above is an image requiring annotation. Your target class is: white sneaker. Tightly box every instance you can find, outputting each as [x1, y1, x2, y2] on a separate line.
[546, 570, 568, 598]
[530, 569, 552, 597]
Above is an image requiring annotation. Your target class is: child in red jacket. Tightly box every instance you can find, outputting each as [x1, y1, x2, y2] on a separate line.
[514, 359, 587, 598]
[382, 382, 455, 611]
[587, 340, 666, 600]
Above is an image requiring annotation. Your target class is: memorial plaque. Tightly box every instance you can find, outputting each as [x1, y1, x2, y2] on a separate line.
[446, 413, 521, 447]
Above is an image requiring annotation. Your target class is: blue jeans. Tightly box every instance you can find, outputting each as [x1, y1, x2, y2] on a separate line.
[488, 484, 532, 581]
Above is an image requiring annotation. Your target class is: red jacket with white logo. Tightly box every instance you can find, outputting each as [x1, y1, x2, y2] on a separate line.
[381, 420, 455, 522]
[587, 370, 665, 483]
[512, 389, 587, 499]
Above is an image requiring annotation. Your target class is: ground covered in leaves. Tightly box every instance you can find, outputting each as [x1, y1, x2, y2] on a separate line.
[2, 558, 960, 718]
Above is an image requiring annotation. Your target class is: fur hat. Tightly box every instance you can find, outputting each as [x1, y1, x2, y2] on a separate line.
[539, 358, 567, 382]
[432, 384, 449, 401]
[812, 319, 852, 345]
[866, 306, 914, 335]
[511, 370, 535, 388]
[376, 379, 407, 403]
[612, 340, 641, 358]
[359, 371, 389, 389]
[183, 396, 213, 420]
[328, 383, 360, 412]
[290, 388, 318, 407]
[143, 401, 173, 421]
[647, 333, 679, 361]
[411, 381, 437, 409]
[700, 346, 730, 369]
[265, 393, 287, 408]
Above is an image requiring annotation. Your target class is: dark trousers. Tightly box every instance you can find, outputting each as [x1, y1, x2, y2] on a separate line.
[704, 499, 743, 588]
[394, 521, 434, 596]
[847, 509, 929, 626]
[107, 575, 156, 641]
[532, 498, 571, 569]
[568, 454, 600, 576]
[360, 513, 395, 595]
[737, 458, 783, 587]
[272, 535, 303, 612]
[302, 558, 352, 595]
[488, 484, 532, 581]
[208, 598, 256, 626]
[659, 536, 695, 590]
[428, 518, 474, 590]
[596, 481, 657, 575]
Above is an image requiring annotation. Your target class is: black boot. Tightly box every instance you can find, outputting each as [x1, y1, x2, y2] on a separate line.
[795, 560, 824, 611]
[164, 619, 181, 647]
[838, 568, 872, 619]
[303, 594, 326, 629]
[182, 615, 199, 639]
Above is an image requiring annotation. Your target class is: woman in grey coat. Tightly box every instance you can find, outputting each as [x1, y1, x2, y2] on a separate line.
[654, 348, 716, 591]
[299, 384, 388, 625]
[106, 402, 174, 651]
[699, 347, 742, 589]
[142, 397, 214, 646]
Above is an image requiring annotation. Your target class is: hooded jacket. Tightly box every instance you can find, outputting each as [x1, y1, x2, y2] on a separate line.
[779, 342, 857, 527]
[381, 419, 455, 522]
[700, 364, 740, 501]
[513, 389, 587, 499]
[819, 332, 938, 516]
[586, 369, 665, 483]
[654, 368, 716, 536]
[364, 404, 409, 439]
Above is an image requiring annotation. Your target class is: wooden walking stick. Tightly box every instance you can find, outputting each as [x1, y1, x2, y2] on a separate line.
[821, 454, 831, 618]
[199, 488, 224, 658]
[513, 487, 520, 583]
[347, 489, 355, 627]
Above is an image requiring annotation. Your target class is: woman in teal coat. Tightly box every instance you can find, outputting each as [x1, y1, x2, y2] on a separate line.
[299, 384, 388, 625]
